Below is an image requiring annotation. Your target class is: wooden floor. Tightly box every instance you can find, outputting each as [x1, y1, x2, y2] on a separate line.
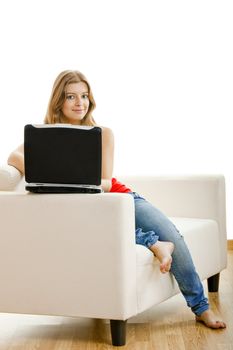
[0, 251, 232, 350]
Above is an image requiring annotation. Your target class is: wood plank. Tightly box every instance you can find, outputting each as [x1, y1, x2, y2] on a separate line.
[227, 239, 233, 250]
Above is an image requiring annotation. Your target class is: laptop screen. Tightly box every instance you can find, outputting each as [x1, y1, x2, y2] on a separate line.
[24, 124, 102, 186]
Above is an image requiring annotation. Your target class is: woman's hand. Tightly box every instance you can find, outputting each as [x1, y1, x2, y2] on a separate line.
[101, 179, 112, 192]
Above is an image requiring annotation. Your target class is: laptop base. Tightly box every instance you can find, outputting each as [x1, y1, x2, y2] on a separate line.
[26, 183, 103, 194]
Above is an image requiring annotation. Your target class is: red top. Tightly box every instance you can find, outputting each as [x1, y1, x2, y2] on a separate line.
[110, 177, 132, 193]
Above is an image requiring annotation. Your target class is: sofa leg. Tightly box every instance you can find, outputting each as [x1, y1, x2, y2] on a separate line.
[207, 273, 220, 292]
[110, 319, 127, 346]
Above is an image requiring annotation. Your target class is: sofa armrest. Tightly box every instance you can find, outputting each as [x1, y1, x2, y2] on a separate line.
[0, 192, 137, 320]
[0, 164, 22, 191]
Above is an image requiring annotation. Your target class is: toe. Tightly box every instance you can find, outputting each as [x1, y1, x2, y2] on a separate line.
[160, 265, 166, 273]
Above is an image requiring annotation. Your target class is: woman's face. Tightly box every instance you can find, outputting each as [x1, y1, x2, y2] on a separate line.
[61, 82, 90, 124]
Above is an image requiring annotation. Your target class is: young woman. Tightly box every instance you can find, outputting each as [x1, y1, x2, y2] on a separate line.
[8, 70, 226, 329]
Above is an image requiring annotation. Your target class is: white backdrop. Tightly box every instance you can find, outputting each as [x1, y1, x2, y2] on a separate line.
[0, 0, 232, 238]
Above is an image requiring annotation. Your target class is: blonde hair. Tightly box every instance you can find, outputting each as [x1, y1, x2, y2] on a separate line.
[44, 70, 97, 126]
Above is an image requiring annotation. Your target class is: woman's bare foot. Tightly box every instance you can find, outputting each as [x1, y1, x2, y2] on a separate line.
[150, 241, 174, 273]
[196, 309, 226, 329]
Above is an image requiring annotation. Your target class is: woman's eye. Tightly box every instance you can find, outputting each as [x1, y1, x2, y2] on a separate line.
[66, 94, 75, 100]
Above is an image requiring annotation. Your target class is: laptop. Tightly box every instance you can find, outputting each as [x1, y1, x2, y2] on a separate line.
[24, 124, 103, 193]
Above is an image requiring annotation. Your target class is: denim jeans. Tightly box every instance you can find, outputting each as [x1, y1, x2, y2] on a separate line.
[128, 191, 209, 316]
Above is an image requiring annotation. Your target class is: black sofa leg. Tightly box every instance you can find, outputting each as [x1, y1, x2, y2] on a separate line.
[207, 273, 220, 292]
[110, 319, 127, 346]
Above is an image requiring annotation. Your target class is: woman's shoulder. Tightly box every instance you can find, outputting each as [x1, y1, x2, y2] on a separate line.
[97, 125, 114, 140]
[97, 125, 113, 133]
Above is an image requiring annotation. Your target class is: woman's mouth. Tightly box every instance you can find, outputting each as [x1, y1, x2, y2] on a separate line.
[73, 109, 84, 113]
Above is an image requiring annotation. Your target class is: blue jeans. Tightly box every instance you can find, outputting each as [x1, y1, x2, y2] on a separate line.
[128, 191, 209, 316]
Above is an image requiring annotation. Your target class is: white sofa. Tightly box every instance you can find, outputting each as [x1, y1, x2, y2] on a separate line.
[0, 165, 227, 346]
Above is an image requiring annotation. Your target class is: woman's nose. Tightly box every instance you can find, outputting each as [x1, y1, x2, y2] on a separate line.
[75, 96, 82, 105]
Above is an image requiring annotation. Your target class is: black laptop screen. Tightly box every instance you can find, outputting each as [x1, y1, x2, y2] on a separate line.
[24, 125, 102, 185]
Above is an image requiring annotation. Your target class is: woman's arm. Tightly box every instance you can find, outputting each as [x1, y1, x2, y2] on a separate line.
[7, 144, 25, 175]
[101, 127, 114, 192]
